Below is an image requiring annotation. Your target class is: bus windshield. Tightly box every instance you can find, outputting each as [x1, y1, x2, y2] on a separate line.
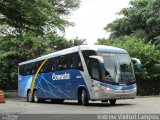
[102, 53, 135, 84]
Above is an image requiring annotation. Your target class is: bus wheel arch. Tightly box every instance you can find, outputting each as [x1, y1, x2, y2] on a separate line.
[77, 87, 89, 106]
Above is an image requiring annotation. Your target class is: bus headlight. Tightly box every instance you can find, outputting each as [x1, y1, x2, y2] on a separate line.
[106, 87, 112, 91]
[100, 86, 113, 91]
[133, 86, 137, 91]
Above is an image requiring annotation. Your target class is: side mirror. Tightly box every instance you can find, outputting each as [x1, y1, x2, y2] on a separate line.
[89, 55, 104, 69]
[131, 58, 142, 71]
[89, 55, 104, 63]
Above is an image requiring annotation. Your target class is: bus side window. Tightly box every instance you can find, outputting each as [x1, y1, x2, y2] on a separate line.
[35, 62, 39, 73]
[23, 65, 27, 75]
[40, 60, 48, 73]
[26, 64, 30, 75]
[70, 52, 83, 71]
[19, 65, 24, 75]
[40, 61, 44, 73]
[55, 58, 59, 71]
[48, 59, 52, 72]
[29, 63, 33, 75]
[82, 50, 96, 71]
[64, 55, 69, 70]
[31, 63, 35, 74]
[89, 59, 101, 81]
[68, 54, 72, 69]
[57, 57, 63, 71]
[70, 53, 76, 69]
[58, 56, 68, 71]
[45, 61, 49, 73]
[49, 59, 56, 72]
[48, 58, 58, 72]
[77, 55, 83, 71]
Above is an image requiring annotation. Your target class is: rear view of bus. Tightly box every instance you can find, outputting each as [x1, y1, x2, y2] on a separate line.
[18, 45, 141, 106]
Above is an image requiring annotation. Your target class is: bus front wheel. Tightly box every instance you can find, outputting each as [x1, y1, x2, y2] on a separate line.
[109, 99, 116, 105]
[78, 89, 89, 106]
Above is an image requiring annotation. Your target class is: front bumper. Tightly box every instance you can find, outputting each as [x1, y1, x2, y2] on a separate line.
[102, 88, 137, 100]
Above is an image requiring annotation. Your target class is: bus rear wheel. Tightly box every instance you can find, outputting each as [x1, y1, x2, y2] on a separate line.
[33, 90, 39, 103]
[27, 90, 33, 102]
[109, 99, 116, 105]
[78, 89, 89, 106]
[33, 90, 44, 103]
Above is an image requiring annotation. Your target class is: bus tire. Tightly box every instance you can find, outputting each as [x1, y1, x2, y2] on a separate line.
[33, 90, 45, 103]
[78, 90, 82, 105]
[109, 99, 116, 105]
[80, 89, 89, 106]
[27, 90, 33, 102]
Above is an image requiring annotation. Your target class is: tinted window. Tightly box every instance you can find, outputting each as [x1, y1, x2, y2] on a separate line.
[89, 59, 100, 80]
[19, 65, 25, 75]
[70, 52, 83, 71]
[48, 59, 56, 72]
[19, 52, 84, 75]
[58, 56, 68, 71]
[40, 60, 48, 73]
[82, 50, 96, 71]
[30, 63, 35, 74]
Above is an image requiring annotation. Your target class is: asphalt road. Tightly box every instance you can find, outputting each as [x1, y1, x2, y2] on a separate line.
[0, 97, 160, 120]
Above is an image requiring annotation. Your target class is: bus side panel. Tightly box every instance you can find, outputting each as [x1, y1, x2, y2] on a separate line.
[34, 70, 88, 100]
[18, 75, 33, 97]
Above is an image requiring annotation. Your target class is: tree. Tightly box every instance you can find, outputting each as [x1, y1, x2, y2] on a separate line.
[0, 32, 87, 90]
[0, 33, 48, 90]
[0, 0, 80, 35]
[0, 0, 81, 90]
[104, 0, 160, 46]
[0, 0, 87, 90]
[68, 37, 87, 46]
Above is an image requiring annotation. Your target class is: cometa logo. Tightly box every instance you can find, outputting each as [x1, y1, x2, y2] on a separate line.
[52, 73, 70, 80]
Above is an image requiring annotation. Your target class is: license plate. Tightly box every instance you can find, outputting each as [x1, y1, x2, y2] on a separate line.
[120, 94, 127, 98]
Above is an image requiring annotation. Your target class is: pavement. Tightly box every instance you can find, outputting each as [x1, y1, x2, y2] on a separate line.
[0, 97, 160, 120]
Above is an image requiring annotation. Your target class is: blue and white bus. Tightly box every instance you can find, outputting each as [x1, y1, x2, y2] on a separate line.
[18, 45, 141, 105]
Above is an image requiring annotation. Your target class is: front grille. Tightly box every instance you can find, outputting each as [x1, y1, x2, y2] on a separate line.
[112, 89, 135, 93]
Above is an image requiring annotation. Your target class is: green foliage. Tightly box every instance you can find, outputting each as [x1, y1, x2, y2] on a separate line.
[105, 0, 160, 46]
[0, 0, 80, 35]
[68, 37, 87, 47]
[102, 0, 160, 95]
[0, 0, 81, 90]
[0, 35, 56, 89]
[97, 36, 160, 81]
[0, 33, 86, 90]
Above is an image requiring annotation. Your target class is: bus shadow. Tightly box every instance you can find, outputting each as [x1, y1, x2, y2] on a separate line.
[22, 99, 134, 107]
[91, 103, 134, 107]
[42, 100, 134, 107]
[63, 102, 134, 107]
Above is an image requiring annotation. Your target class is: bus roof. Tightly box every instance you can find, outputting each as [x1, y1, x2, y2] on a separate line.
[19, 45, 128, 66]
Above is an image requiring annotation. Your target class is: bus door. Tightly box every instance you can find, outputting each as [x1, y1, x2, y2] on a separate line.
[88, 57, 102, 99]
